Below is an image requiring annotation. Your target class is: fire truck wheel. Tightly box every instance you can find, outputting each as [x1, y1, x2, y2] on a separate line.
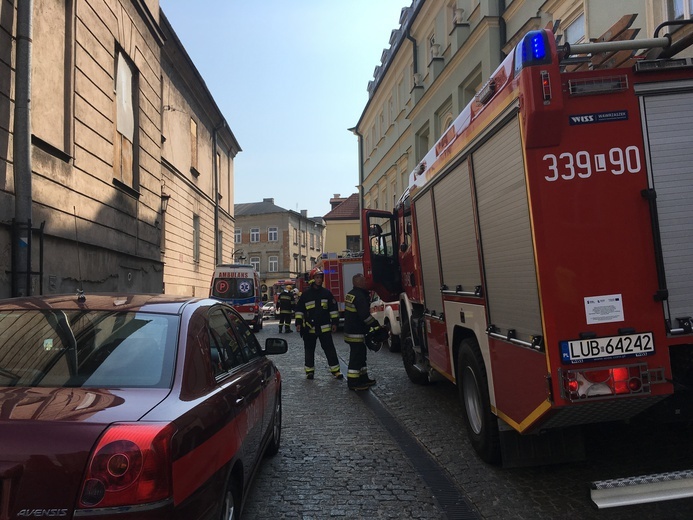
[385, 319, 401, 353]
[458, 338, 501, 465]
[402, 335, 429, 385]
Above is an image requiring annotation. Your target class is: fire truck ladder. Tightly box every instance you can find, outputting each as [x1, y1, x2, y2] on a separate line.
[591, 470, 693, 509]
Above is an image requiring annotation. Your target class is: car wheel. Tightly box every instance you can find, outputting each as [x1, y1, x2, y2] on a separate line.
[252, 319, 261, 333]
[265, 394, 282, 457]
[220, 475, 240, 520]
[457, 337, 501, 465]
[385, 319, 401, 353]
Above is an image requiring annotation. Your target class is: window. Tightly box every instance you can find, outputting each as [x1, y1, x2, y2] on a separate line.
[564, 13, 585, 44]
[316, 234, 321, 251]
[667, 0, 693, 18]
[115, 50, 138, 188]
[190, 118, 198, 174]
[310, 234, 315, 249]
[208, 308, 245, 374]
[226, 311, 262, 361]
[250, 228, 260, 243]
[192, 215, 200, 263]
[250, 256, 260, 272]
[268, 227, 278, 241]
[235, 228, 241, 244]
[293, 228, 298, 244]
[302, 230, 307, 247]
[269, 256, 278, 272]
[293, 255, 298, 272]
[346, 235, 360, 252]
[33, 0, 70, 156]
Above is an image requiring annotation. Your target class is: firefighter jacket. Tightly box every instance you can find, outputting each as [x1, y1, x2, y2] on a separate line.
[295, 284, 339, 335]
[344, 286, 379, 343]
[277, 290, 294, 314]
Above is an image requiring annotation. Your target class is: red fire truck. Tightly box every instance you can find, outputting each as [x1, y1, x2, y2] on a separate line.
[298, 252, 364, 324]
[363, 26, 693, 502]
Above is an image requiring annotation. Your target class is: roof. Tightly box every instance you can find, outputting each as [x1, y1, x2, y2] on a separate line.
[235, 199, 289, 216]
[323, 193, 359, 220]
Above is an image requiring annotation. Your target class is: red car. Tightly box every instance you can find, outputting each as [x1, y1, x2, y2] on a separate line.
[0, 293, 287, 519]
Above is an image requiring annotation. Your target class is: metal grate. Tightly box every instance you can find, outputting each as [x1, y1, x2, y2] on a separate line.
[568, 75, 629, 96]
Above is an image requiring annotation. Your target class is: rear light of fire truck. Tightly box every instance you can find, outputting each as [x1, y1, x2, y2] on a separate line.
[560, 364, 652, 402]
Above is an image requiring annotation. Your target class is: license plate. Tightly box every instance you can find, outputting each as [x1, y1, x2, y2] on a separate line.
[560, 332, 654, 364]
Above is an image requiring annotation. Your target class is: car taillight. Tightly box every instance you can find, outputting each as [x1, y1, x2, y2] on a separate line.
[79, 422, 175, 508]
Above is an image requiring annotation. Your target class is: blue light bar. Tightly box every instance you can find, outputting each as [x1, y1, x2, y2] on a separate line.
[514, 30, 552, 72]
[531, 32, 546, 60]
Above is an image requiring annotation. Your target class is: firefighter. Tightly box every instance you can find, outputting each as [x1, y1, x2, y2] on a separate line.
[277, 284, 295, 333]
[344, 273, 383, 390]
[295, 268, 343, 380]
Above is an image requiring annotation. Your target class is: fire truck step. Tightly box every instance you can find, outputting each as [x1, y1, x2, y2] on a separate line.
[591, 470, 693, 509]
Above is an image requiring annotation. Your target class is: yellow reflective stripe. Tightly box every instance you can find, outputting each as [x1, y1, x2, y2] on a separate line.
[305, 302, 316, 309]
[330, 311, 339, 319]
[345, 303, 357, 312]
[320, 324, 332, 333]
[295, 312, 304, 319]
[321, 299, 328, 309]
[344, 333, 365, 341]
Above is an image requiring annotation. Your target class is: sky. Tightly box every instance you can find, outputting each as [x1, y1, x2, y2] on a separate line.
[159, 1, 408, 218]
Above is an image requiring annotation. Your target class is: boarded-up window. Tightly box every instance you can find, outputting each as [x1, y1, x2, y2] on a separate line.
[32, 0, 69, 152]
[191, 119, 198, 172]
[115, 51, 137, 187]
[193, 215, 200, 263]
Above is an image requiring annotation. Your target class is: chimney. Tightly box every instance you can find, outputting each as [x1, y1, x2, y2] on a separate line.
[300, 210, 308, 217]
[263, 198, 274, 204]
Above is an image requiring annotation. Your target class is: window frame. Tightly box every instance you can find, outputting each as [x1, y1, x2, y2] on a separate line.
[250, 228, 260, 243]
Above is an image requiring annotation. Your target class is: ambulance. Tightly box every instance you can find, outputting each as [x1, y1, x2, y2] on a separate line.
[210, 264, 263, 331]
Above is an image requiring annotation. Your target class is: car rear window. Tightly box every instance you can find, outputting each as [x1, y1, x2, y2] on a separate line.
[0, 310, 179, 388]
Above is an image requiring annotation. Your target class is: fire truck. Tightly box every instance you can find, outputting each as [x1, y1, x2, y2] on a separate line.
[363, 25, 693, 505]
[298, 252, 364, 324]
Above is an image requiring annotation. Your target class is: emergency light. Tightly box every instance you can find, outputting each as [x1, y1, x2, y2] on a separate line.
[515, 30, 551, 71]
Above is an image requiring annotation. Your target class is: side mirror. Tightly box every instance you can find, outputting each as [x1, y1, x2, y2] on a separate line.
[264, 337, 288, 355]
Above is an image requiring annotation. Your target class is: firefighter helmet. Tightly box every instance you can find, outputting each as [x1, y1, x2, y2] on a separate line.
[285, 284, 293, 290]
[365, 326, 388, 352]
[309, 268, 324, 284]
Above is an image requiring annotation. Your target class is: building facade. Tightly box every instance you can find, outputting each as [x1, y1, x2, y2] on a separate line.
[234, 198, 325, 301]
[0, 1, 237, 298]
[323, 193, 361, 254]
[355, 0, 691, 212]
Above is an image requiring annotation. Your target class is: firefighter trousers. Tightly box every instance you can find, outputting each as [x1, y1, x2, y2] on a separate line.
[278, 312, 292, 326]
[303, 332, 341, 377]
[347, 341, 369, 385]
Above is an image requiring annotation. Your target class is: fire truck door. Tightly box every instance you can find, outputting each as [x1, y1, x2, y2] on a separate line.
[638, 87, 693, 326]
[363, 210, 401, 301]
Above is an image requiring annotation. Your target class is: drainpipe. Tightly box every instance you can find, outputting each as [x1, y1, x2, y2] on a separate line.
[213, 123, 224, 266]
[498, 0, 507, 62]
[406, 30, 418, 75]
[12, 0, 33, 297]
[348, 126, 364, 248]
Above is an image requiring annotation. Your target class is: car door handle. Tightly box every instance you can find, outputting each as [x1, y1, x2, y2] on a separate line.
[235, 396, 245, 406]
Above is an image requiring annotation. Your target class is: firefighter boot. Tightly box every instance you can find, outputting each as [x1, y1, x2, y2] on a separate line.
[305, 367, 315, 380]
[347, 370, 369, 391]
[284, 325, 293, 333]
[278, 325, 283, 333]
[360, 368, 376, 387]
[330, 365, 344, 380]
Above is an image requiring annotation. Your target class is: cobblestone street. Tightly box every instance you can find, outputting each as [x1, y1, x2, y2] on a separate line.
[244, 322, 693, 519]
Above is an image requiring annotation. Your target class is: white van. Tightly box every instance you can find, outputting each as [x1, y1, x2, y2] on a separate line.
[210, 264, 263, 332]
